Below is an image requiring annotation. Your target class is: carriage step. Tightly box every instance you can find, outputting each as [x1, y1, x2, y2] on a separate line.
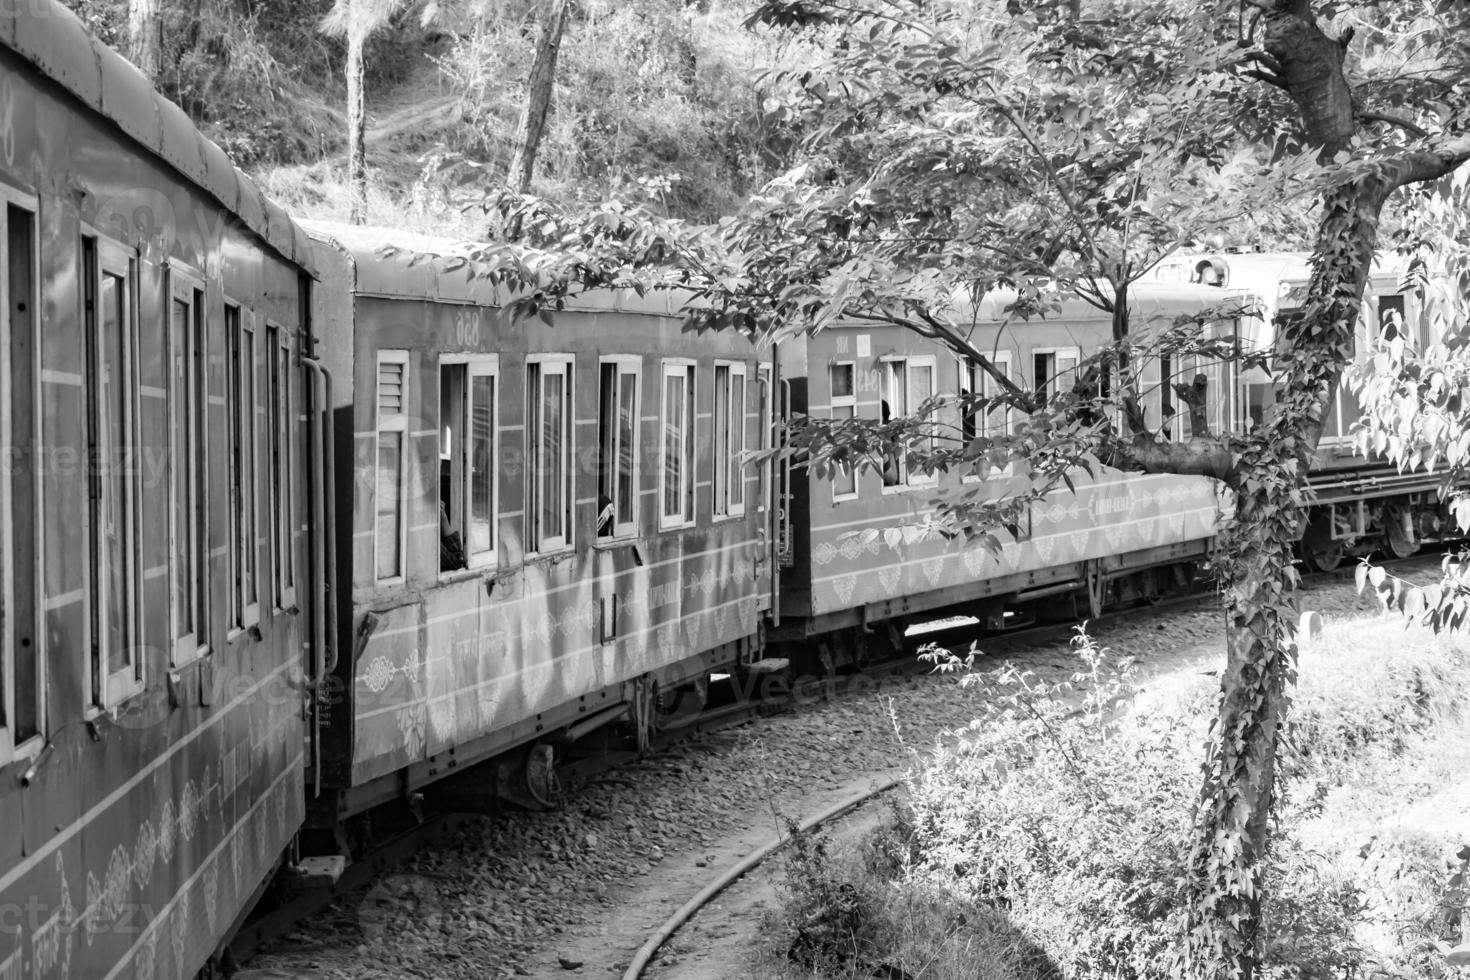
[283, 855, 347, 891]
[742, 657, 790, 675]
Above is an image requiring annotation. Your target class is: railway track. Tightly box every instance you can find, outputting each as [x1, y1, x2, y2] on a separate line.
[229, 551, 1445, 971]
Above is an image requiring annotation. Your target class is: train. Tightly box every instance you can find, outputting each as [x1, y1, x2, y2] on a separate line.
[0, 6, 1456, 980]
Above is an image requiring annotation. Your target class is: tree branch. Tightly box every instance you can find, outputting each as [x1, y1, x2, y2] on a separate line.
[1356, 110, 1429, 140]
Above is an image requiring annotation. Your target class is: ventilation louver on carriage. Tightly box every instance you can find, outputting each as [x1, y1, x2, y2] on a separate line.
[378, 360, 405, 416]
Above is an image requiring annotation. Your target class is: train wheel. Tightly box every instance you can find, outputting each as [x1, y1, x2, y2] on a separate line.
[1303, 541, 1346, 573]
[1384, 510, 1420, 559]
[1301, 512, 1347, 573]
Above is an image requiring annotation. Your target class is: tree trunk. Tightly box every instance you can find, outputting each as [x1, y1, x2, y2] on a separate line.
[127, 0, 164, 83]
[1184, 177, 1387, 978]
[347, 30, 367, 224]
[509, 0, 572, 194]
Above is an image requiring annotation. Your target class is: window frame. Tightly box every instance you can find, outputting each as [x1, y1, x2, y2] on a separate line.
[1031, 346, 1081, 400]
[526, 353, 575, 555]
[0, 191, 41, 762]
[227, 307, 263, 631]
[829, 360, 859, 502]
[713, 360, 749, 520]
[168, 263, 210, 665]
[268, 322, 297, 611]
[87, 233, 145, 709]
[756, 364, 772, 516]
[374, 349, 411, 585]
[879, 354, 938, 492]
[597, 355, 641, 541]
[659, 359, 698, 530]
[439, 353, 500, 571]
[958, 352, 1014, 482]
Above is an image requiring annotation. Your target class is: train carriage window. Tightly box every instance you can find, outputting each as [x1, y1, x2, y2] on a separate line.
[376, 350, 410, 581]
[2, 201, 39, 752]
[829, 362, 858, 500]
[85, 236, 144, 706]
[714, 362, 748, 518]
[879, 356, 938, 489]
[660, 361, 697, 529]
[439, 355, 498, 570]
[227, 306, 262, 627]
[1032, 348, 1080, 400]
[527, 355, 573, 553]
[959, 354, 1013, 478]
[597, 358, 639, 540]
[269, 324, 296, 609]
[169, 269, 209, 663]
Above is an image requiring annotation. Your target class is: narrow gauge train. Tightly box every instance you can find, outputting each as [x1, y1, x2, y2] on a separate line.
[0, 3, 328, 980]
[0, 6, 1456, 979]
[1152, 251, 1455, 570]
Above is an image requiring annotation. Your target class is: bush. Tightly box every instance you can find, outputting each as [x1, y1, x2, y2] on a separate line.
[784, 623, 1470, 980]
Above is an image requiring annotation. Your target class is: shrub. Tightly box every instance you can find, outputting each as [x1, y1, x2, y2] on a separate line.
[836, 626, 1415, 980]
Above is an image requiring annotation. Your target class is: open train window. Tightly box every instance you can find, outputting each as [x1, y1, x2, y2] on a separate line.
[660, 360, 697, 529]
[375, 350, 410, 581]
[879, 356, 937, 490]
[2, 199, 40, 756]
[597, 357, 639, 540]
[268, 323, 296, 610]
[84, 235, 144, 707]
[227, 305, 262, 627]
[439, 355, 498, 570]
[527, 355, 573, 554]
[829, 362, 858, 501]
[713, 361, 748, 519]
[1032, 348, 1079, 400]
[169, 266, 209, 664]
[958, 353, 1013, 479]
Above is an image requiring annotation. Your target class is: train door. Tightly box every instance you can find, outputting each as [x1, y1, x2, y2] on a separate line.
[302, 352, 337, 794]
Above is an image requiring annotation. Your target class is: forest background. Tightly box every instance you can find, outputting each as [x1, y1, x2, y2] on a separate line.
[65, 0, 820, 231]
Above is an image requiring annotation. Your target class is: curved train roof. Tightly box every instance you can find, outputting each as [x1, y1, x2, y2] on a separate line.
[301, 219, 696, 317]
[1149, 251, 1411, 299]
[2, 0, 315, 273]
[965, 279, 1261, 325]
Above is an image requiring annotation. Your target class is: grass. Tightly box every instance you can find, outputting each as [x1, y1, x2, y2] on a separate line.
[764, 612, 1470, 979]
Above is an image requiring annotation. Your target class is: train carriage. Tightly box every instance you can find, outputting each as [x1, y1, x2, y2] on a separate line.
[0, 4, 327, 980]
[770, 282, 1241, 665]
[301, 223, 773, 823]
[1153, 251, 1456, 569]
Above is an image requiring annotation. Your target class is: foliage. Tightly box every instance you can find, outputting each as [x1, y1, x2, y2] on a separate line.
[424, 0, 795, 219]
[841, 622, 1470, 980]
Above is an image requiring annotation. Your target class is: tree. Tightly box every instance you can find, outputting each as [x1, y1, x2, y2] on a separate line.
[322, 0, 412, 223]
[127, 0, 163, 81]
[508, 0, 574, 193]
[415, 2, 1470, 974]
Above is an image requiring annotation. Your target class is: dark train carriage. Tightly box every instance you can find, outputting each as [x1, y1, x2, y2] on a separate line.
[1154, 251, 1457, 569]
[771, 282, 1235, 662]
[302, 223, 772, 820]
[0, 5, 324, 980]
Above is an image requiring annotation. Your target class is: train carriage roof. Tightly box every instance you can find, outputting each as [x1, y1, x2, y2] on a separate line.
[2, 0, 316, 274]
[302, 220, 698, 317]
[963, 279, 1263, 326]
